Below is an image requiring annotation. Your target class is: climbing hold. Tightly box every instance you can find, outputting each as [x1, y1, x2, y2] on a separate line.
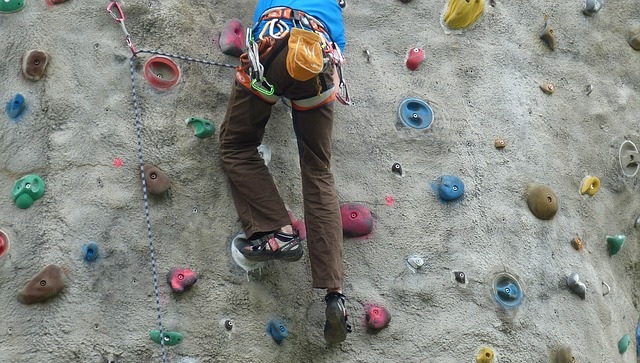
[566, 272, 586, 300]
[143, 56, 181, 90]
[571, 236, 584, 251]
[602, 281, 610, 296]
[618, 334, 630, 354]
[266, 319, 288, 343]
[18, 265, 65, 304]
[0, 230, 10, 259]
[0, 0, 25, 14]
[12, 174, 45, 209]
[144, 164, 171, 195]
[432, 175, 465, 202]
[5, 93, 26, 121]
[540, 82, 555, 94]
[526, 184, 558, 220]
[494, 138, 506, 149]
[219, 19, 245, 57]
[580, 176, 600, 196]
[257, 144, 272, 166]
[21, 50, 50, 81]
[340, 203, 374, 238]
[149, 330, 183, 346]
[476, 347, 494, 363]
[405, 47, 424, 71]
[629, 31, 640, 51]
[619, 140, 639, 177]
[539, 16, 556, 51]
[636, 319, 639, 357]
[45, 0, 69, 5]
[287, 210, 307, 241]
[186, 117, 215, 138]
[606, 235, 625, 256]
[224, 319, 234, 331]
[397, 98, 434, 129]
[406, 255, 425, 272]
[230, 231, 266, 275]
[493, 272, 523, 309]
[453, 271, 467, 284]
[554, 345, 574, 363]
[167, 267, 197, 293]
[443, 0, 484, 29]
[582, 0, 602, 16]
[82, 241, 99, 262]
[391, 162, 403, 176]
[365, 304, 391, 332]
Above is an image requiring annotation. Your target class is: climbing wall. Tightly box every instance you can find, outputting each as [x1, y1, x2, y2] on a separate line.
[1, 0, 639, 362]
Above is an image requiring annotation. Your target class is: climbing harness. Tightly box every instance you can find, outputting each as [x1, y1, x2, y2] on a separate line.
[245, 27, 275, 96]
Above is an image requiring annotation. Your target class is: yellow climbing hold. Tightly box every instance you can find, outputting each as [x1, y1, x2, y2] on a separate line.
[444, 0, 485, 29]
[476, 347, 494, 363]
[580, 176, 600, 196]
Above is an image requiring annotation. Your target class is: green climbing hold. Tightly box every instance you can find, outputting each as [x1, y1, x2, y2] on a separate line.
[606, 235, 625, 256]
[186, 117, 215, 138]
[12, 175, 45, 209]
[618, 334, 630, 354]
[0, 0, 25, 13]
[149, 330, 183, 346]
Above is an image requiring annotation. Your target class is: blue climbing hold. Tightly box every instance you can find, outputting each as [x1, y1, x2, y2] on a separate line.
[82, 241, 99, 262]
[431, 175, 465, 202]
[636, 319, 639, 357]
[493, 272, 523, 309]
[266, 319, 288, 343]
[6, 93, 26, 121]
[397, 97, 433, 129]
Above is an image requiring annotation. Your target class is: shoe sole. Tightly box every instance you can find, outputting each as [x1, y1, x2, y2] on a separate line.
[324, 304, 347, 344]
[240, 249, 303, 262]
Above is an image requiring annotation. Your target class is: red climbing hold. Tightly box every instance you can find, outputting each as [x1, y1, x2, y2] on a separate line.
[0, 230, 9, 258]
[365, 304, 391, 332]
[340, 203, 374, 238]
[288, 210, 307, 240]
[405, 47, 424, 71]
[167, 268, 197, 293]
[219, 19, 246, 57]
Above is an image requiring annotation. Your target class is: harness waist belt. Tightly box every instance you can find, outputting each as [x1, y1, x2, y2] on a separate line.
[261, 7, 328, 34]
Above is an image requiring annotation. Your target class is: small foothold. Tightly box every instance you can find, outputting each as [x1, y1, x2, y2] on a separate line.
[571, 236, 584, 251]
[526, 184, 558, 220]
[540, 82, 555, 94]
[629, 31, 640, 51]
[405, 47, 424, 71]
[365, 304, 391, 332]
[149, 330, 183, 346]
[582, 0, 602, 16]
[21, 50, 50, 81]
[476, 347, 495, 363]
[391, 162, 403, 176]
[6, 93, 26, 121]
[82, 241, 99, 262]
[619, 140, 640, 177]
[397, 98, 434, 129]
[453, 271, 467, 284]
[219, 19, 246, 57]
[224, 320, 234, 330]
[12, 174, 45, 209]
[257, 144, 272, 166]
[493, 272, 523, 309]
[143, 56, 180, 90]
[0, 230, 10, 259]
[406, 255, 425, 271]
[340, 203, 374, 238]
[338, 0, 347, 8]
[266, 319, 288, 343]
[540, 15, 556, 51]
[186, 117, 215, 138]
[566, 272, 586, 299]
[432, 175, 464, 202]
[494, 138, 506, 149]
[144, 164, 171, 195]
[601, 281, 610, 296]
[618, 334, 630, 354]
[554, 345, 574, 363]
[580, 176, 600, 196]
[363, 49, 371, 63]
[606, 235, 625, 256]
[45, 0, 69, 5]
[167, 268, 197, 293]
[443, 0, 484, 29]
[586, 84, 593, 96]
[0, 0, 25, 13]
[18, 265, 65, 304]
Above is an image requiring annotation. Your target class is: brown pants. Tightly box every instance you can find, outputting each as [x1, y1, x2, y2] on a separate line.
[219, 36, 344, 289]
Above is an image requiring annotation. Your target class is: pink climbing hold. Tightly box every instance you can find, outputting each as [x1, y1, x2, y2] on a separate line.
[288, 210, 307, 240]
[405, 47, 424, 71]
[167, 268, 197, 293]
[219, 19, 246, 57]
[365, 303, 391, 332]
[340, 203, 374, 238]
[113, 157, 123, 168]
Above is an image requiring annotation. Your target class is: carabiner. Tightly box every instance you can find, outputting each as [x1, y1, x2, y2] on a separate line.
[251, 78, 275, 96]
[107, 1, 125, 22]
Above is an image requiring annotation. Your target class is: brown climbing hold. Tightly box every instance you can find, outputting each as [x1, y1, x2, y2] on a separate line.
[20, 50, 50, 81]
[18, 265, 65, 304]
[144, 164, 171, 195]
[494, 138, 506, 149]
[526, 184, 559, 220]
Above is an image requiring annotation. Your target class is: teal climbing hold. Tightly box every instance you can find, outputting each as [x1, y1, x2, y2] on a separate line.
[186, 117, 215, 138]
[12, 175, 45, 209]
[0, 0, 25, 13]
[606, 235, 625, 256]
[149, 330, 183, 346]
[618, 334, 630, 354]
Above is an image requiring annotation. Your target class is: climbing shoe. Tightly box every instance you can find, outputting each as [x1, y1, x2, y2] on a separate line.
[241, 231, 303, 262]
[324, 292, 352, 344]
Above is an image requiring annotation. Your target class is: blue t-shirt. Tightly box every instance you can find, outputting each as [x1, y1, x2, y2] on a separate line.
[253, 0, 346, 52]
